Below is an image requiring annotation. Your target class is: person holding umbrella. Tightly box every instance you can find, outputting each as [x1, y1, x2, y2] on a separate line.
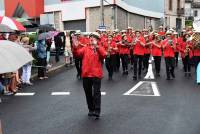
[37, 31, 48, 80]
[75, 32, 107, 119]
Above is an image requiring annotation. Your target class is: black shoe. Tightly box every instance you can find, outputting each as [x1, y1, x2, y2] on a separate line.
[138, 75, 142, 79]
[88, 111, 94, 117]
[126, 71, 128, 75]
[166, 77, 171, 80]
[133, 76, 137, 80]
[123, 71, 126, 75]
[108, 76, 113, 81]
[93, 112, 100, 120]
[188, 72, 191, 77]
[184, 72, 187, 77]
[171, 72, 175, 78]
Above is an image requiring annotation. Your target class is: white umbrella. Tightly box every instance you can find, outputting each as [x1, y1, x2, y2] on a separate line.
[0, 40, 33, 74]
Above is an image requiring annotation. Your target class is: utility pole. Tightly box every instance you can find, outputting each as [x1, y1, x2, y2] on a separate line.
[100, 0, 104, 26]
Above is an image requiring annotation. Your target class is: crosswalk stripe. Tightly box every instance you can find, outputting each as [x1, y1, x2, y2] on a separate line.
[101, 92, 106, 95]
[51, 92, 70, 96]
[15, 93, 35, 96]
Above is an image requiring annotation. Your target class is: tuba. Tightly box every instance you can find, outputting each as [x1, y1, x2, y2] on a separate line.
[192, 19, 200, 48]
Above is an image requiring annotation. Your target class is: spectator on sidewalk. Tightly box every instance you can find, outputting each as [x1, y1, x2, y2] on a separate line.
[21, 36, 36, 85]
[54, 34, 62, 63]
[37, 33, 48, 80]
[64, 32, 72, 66]
[46, 38, 52, 68]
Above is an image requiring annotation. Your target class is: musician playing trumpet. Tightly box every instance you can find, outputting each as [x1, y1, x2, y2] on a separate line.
[103, 34, 118, 80]
[162, 31, 176, 80]
[179, 33, 193, 77]
[132, 30, 146, 80]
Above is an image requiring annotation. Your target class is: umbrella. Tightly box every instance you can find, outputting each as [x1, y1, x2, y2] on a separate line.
[0, 16, 26, 31]
[0, 40, 33, 74]
[46, 31, 59, 39]
[0, 24, 15, 33]
[15, 18, 38, 28]
[38, 32, 48, 40]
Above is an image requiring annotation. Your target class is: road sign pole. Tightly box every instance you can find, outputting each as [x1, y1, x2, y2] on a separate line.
[100, 0, 104, 26]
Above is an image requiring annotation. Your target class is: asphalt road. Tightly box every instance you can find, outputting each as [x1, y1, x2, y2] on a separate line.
[0, 59, 200, 134]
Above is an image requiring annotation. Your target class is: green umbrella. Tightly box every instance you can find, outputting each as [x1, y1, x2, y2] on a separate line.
[0, 24, 15, 33]
[15, 18, 38, 28]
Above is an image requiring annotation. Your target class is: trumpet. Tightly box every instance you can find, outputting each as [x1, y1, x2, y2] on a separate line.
[184, 43, 190, 57]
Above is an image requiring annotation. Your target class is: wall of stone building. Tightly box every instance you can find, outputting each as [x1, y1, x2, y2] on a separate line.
[64, 20, 86, 32]
[86, 6, 114, 32]
[116, 7, 128, 30]
[128, 13, 145, 30]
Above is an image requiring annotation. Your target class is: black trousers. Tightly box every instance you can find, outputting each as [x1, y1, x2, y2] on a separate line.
[194, 56, 200, 70]
[37, 58, 47, 78]
[75, 57, 82, 77]
[115, 53, 121, 70]
[120, 54, 129, 72]
[165, 57, 175, 79]
[153, 56, 161, 74]
[134, 55, 143, 77]
[105, 56, 114, 78]
[143, 54, 150, 71]
[130, 49, 134, 66]
[175, 52, 179, 66]
[83, 77, 101, 114]
[182, 55, 191, 73]
[55, 47, 61, 62]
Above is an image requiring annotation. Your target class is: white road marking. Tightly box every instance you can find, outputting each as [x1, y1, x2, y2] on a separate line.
[123, 81, 160, 96]
[123, 81, 144, 95]
[101, 92, 106, 95]
[15, 93, 35, 96]
[151, 82, 160, 96]
[51, 92, 70, 96]
[144, 64, 155, 79]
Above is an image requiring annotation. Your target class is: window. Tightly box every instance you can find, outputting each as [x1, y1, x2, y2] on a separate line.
[194, 10, 198, 17]
[169, 0, 173, 11]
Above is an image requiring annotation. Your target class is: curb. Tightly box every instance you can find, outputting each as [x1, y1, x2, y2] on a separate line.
[31, 63, 71, 80]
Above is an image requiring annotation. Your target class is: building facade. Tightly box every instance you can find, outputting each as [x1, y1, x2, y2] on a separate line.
[0, 0, 164, 32]
[185, 0, 200, 23]
[164, 0, 185, 31]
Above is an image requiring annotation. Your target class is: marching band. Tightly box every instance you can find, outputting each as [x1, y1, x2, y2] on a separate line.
[71, 26, 200, 119]
[72, 26, 200, 82]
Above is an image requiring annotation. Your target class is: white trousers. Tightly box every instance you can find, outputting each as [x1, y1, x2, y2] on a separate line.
[22, 64, 32, 83]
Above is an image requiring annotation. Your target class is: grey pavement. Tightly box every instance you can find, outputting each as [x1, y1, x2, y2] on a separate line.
[0, 59, 200, 134]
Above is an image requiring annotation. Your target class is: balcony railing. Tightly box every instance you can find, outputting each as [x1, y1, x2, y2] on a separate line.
[177, 8, 185, 15]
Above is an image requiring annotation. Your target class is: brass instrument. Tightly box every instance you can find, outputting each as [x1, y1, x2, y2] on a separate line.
[192, 33, 200, 49]
[185, 41, 190, 57]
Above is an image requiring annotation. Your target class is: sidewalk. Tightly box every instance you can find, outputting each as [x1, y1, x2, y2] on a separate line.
[31, 55, 73, 79]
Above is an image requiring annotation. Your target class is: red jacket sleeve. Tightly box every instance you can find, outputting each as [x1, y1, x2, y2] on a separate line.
[76, 47, 85, 58]
[97, 46, 107, 60]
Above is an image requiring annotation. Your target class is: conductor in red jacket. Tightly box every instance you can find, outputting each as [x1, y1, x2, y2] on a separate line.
[75, 32, 107, 119]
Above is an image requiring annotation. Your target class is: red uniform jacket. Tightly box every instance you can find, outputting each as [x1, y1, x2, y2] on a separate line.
[103, 41, 117, 55]
[162, 39, 175, 57]
[133, 36, 146, 55]
[179, 41, 193, 58]
[119, 41, 130, 55]
[151, 42, 162, 57]
[76, 46, 107, 78]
